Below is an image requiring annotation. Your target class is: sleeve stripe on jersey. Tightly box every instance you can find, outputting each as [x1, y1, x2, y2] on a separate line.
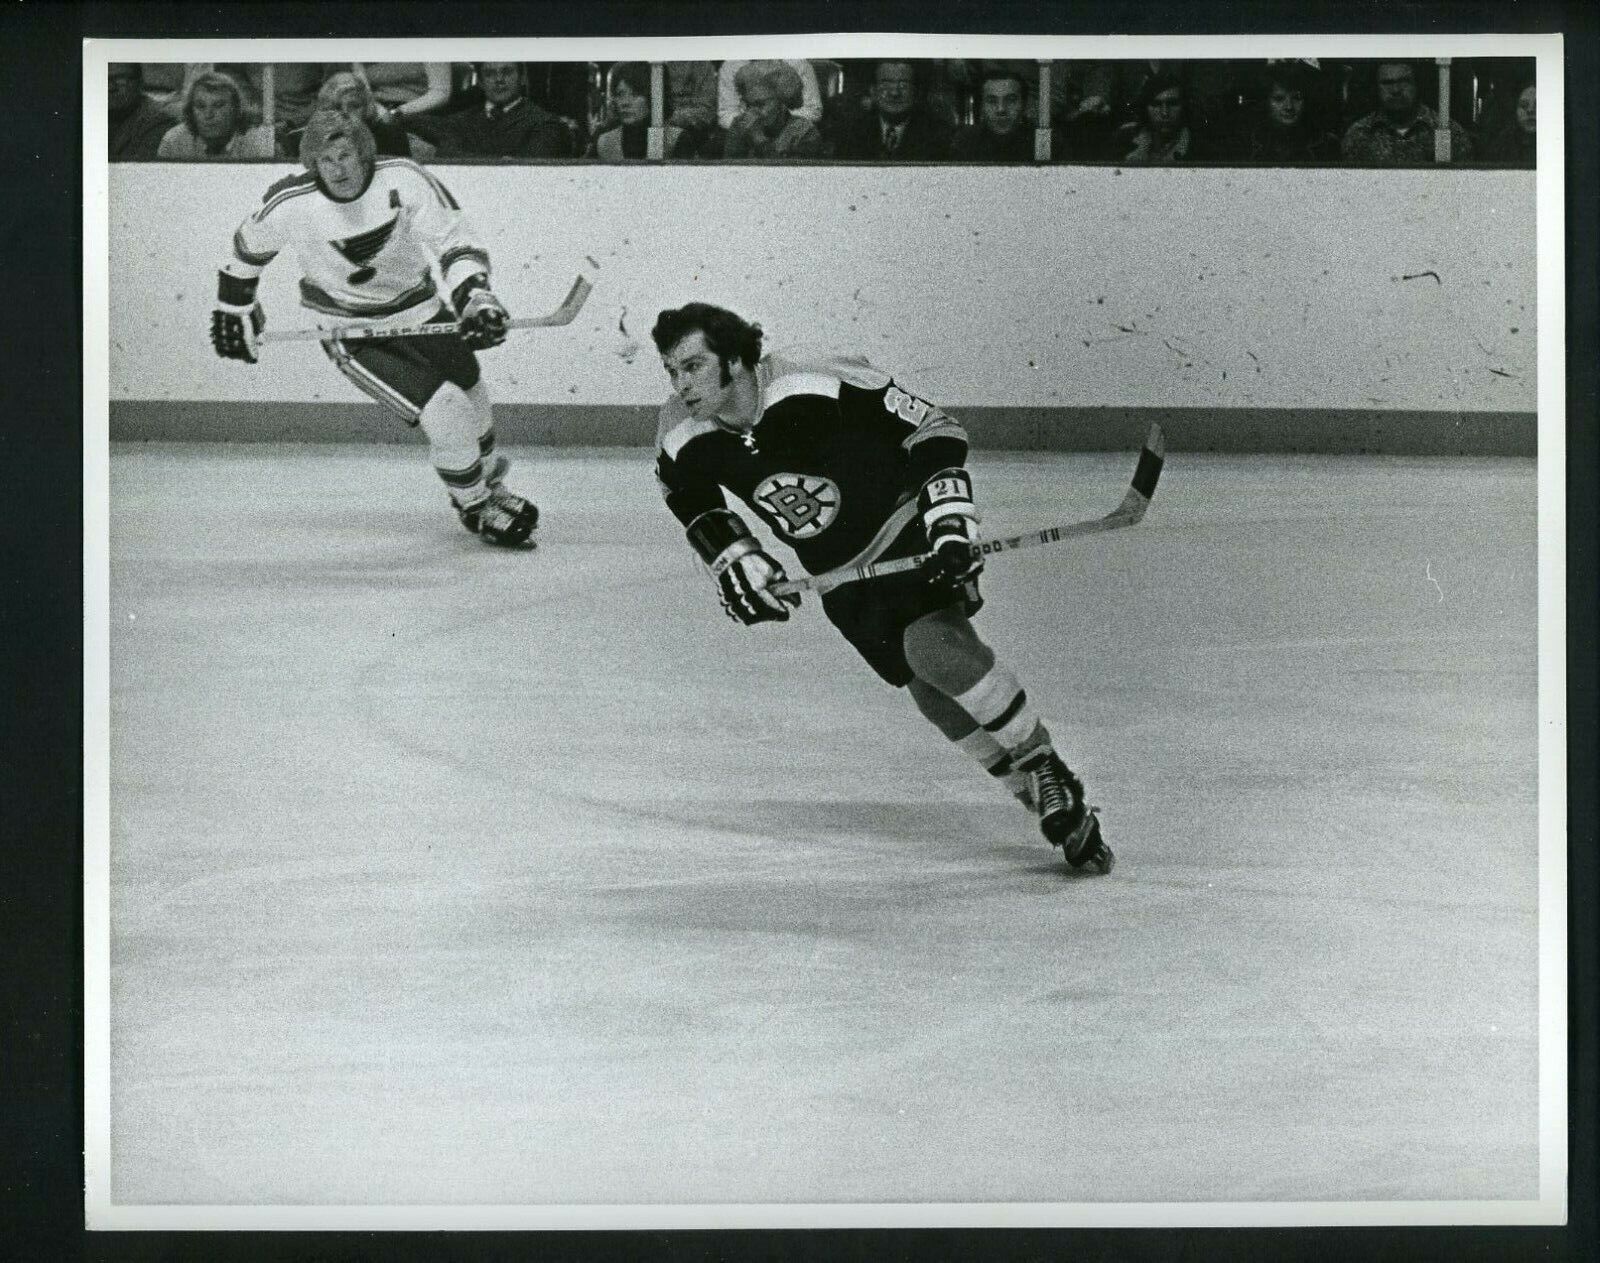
[439, 246, 490, 275]
[232, 228, 278, 268]
[903, 409, 967, 448]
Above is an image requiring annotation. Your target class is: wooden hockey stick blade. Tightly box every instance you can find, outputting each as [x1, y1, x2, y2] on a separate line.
[771, 423, 1165, 599]
[259, 272, 595, 343]
[505, 273, 593, 328]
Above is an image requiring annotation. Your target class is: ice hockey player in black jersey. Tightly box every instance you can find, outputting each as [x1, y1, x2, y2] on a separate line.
[209, 109, 537, 547]
[652, 302, 1113, 873]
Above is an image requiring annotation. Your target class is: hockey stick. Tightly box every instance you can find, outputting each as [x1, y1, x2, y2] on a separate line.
[258, 272, 594, 344]
[770, 423, 1165, 599]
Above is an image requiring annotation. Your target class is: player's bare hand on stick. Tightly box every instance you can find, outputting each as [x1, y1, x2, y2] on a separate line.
[918, 467, 983, 596]
[687, 508, 802, 625]
[452, 276, 509, 350]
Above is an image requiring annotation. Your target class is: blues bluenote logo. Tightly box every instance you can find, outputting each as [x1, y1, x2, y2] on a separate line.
[332, 213, 399, 285]
[753, 472, 841, 539]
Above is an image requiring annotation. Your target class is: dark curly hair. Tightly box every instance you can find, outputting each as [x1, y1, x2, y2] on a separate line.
[651, 303, 764, 369]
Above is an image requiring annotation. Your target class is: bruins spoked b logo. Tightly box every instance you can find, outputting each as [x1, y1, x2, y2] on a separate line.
[753, 472, 841, 539]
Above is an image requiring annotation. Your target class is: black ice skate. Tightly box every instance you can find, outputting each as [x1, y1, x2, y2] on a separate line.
[457, 486, 539, 547]
[1021, 749, 1115, 874]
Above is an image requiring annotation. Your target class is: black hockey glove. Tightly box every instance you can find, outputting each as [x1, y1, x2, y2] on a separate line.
[686, 508, 801, 626]
[917, 467, 983, 596]
[452, 276, 509, 350]
[211, 302, 265, 363]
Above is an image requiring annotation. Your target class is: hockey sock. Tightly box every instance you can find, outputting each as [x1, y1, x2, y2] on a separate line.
[951, 663, 1049, 761]
[954, 726, 1035, 806]
[915, 675, 1036, 803]
[465, 381, 504, 484]
[420, 383, 489, 508]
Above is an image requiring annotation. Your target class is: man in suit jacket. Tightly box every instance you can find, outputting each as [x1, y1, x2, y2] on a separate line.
[401, 62, 576, 159]
[832, 60, 952, 160]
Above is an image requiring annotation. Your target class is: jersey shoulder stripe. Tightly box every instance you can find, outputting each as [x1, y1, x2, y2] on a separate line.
[376, 157, 461, 210]
[656, 396, 722, 460]
[253, 176, 319, 224]
[764, 370, 842, 410]
[262, 170, 316, 203]
[766, 345, 893, 393]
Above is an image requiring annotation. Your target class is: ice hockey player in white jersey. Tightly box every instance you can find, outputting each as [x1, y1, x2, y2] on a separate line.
[210, 108, 537, 546]
[652, 302, 1113, 874]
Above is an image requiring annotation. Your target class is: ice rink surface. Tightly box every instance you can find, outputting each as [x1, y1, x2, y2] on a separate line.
[99, 440, 1542, 1215]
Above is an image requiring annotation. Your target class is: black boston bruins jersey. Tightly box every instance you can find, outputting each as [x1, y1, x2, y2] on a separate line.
[655, 347, 969, 575]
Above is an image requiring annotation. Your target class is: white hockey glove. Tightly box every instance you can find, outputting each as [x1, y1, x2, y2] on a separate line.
[686, 508, 801, 626]
[210, 301, 265, 363]
[917, 467, 983, 594]
[452, 276, 509, 350]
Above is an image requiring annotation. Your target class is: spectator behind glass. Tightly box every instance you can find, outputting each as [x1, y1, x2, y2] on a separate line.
[157, 71, 278, 159]
[1116, 72, 1208, 163]
[717, 59, 823, 131]
[833, 60, 952, 160]
[1049, 60, 1119, 158]
[223, 64, 326, 134]
[109, 64, 172, 158]
[949, 66, 1034, 162]
[1234, 63, 1340, 162]
[1101, 60, 1240, 138]
[723, 61, 824, 159]
[659, 60, 716, 153]
[1341, 60, 1472, 165]
[523, 63, 594, 146]
[590, 63, 693, 159]
[399, 62, 576, 157]
[1479, 82, 1536, 167]
[315, 71, 412, 157]
[140, 63, 209, 120]
[337, 62, 453, 123]
[665, 62, 720, 146]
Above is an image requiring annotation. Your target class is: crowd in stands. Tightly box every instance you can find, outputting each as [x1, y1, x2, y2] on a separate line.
[108, 56, 1538, 168]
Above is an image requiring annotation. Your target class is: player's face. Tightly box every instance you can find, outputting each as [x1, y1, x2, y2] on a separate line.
[981, 79, 1023, 135]
[662, 332, 733, 421]
[317, 136, 368, 198]
[192, 87, 238, 142]
[611, 81, 650, 126]
[1516, 85, 1536, 133]
[481, 63, 522, 106]
[109, 66, 143, 113]
[1147, 87, 1184, 133]
[874, 64, 915, 119]
[1267, 85, 1304, 128]
[1376, 65, 1417, 117]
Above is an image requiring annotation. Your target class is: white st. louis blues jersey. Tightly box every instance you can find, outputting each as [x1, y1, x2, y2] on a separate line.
[221, 158, 490, 324]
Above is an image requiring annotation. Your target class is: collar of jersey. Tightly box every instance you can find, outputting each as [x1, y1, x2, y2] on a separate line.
[702, 363, 765, 438]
